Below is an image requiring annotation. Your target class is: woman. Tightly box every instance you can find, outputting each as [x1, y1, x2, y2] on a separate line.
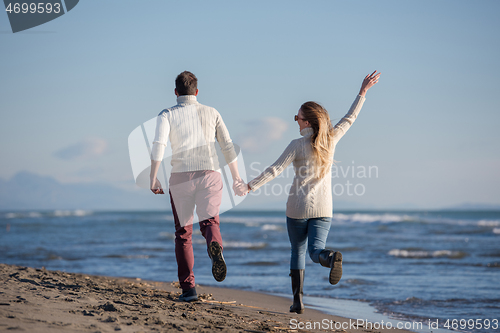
[244, 71, 380, 314]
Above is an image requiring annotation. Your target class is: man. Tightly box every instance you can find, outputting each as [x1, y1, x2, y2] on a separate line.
[149, 71, 245, 302]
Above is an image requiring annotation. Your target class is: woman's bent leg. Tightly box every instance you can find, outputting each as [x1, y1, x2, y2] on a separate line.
[307, 217, 332, 263]
[307, 217, 342, 285]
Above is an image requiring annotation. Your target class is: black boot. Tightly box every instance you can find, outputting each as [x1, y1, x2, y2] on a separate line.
[318, 250, 343, 285]
[208, 241, 226, 282]
[289, 269, 304, 314]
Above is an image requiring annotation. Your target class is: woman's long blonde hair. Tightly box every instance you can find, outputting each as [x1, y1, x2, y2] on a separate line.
[300, 101, 335, 179]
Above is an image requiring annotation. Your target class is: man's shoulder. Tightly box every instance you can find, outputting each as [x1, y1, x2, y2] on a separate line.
[157, 104, 185, 117]
[158, 108, 169, 117]
[196, 101, 219, 112]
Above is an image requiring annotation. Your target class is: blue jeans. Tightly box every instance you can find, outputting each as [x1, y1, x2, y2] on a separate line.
[286, 216, 332, 270]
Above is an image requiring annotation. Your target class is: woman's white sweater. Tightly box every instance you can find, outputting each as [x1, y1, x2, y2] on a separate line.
[248, 95, 366, 219]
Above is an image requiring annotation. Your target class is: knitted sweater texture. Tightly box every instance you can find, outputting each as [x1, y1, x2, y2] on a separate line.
[248, 95, 366, 219]
[150, 95, 237, 173]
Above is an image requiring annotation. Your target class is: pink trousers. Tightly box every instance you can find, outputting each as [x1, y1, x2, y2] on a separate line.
[169, 170, 223, 290]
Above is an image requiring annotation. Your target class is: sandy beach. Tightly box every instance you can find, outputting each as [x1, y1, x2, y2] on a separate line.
[0, 263, 413, 333]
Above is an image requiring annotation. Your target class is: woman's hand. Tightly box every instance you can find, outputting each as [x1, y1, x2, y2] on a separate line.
[233, 179, 248, 196]
[359, 70, 381, 97]
[150, 177, 164, 195]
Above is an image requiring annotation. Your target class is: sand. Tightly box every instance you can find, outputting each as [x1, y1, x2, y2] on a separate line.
[0, 264, 411, 333]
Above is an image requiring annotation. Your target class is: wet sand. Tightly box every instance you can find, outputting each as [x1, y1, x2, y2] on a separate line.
[0, 264, 411, 332]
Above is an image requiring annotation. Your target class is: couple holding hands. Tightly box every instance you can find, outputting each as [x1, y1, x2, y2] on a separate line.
[150, 70, 380, 313]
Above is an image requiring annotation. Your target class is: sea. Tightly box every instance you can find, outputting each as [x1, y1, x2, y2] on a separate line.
[1, 209, 499, 333]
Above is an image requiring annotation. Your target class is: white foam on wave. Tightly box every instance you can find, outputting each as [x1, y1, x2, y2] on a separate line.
[478, 220, 500, 227]
[4, 210, 91, 219]
[223, 216, 285, 224]
[388, 249, 466, 259]
[261, 224, 284, 231]
[223, 241, 267, 249]
[52, 210, 92, 217]
[333, 213, 410, 224]
[53, 210, 74, 217]
[493, 228, 500, 234]
[4, 212, 42, 219]
[73, 210, 88, 216]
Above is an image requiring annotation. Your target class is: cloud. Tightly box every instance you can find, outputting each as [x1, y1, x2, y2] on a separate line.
[54, 137, 108, 160]
[237, 117, 288, 153]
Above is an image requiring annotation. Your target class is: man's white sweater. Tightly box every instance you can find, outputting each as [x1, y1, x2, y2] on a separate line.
[150, 95, 237, 173]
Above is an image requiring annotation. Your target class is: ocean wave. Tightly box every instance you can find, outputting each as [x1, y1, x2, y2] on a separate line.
[158, 232, 175, 239]
[388, 249, 467, 259]
[103, 254, 150, 259]
[243, 261, 280, 266]
[4, 211, 39, 219]
[223, 216, 285, 224]
[261, 224, 285, 231]
[478, 220, 500, 227]
[391, 296, 425, 305]
[492, 228, 500, 234]
[481, 250, 500, 258]
[243, 222, 260, 227]
[223, 241, 267, 249]
[407, 261, 483, 267]
[332, 213, 500, 228]
[333, 213, 412, 224]
[46, 254, 63, 260]
[344, 278, 377, 286]
[389, 296, 500, 307]
[192, 239, 206, 245]
[52, 210, 90, 217]
[3, 210, 92, 219]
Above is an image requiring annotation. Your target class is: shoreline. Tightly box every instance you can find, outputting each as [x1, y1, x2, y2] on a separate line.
[0, 263, 415, 333]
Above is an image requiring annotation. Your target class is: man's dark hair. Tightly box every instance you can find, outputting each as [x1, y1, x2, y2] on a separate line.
[175, 71, 198, 96]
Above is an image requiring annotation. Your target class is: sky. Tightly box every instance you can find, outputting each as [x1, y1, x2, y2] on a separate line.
[1, 0, 499, 210]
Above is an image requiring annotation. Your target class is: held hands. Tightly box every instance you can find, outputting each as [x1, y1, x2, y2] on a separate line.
[359, 70, 381, 97]
[150, 177, 164, 195]
[233, 178, 250, 196]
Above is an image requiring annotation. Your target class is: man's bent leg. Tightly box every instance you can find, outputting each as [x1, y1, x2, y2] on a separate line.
[199, 216, 223, 249]
[195, 171, 225, 282]
[195, 171, 223, 250]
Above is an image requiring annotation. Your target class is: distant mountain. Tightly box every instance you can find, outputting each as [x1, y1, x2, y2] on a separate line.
[0, 171, 167, 211]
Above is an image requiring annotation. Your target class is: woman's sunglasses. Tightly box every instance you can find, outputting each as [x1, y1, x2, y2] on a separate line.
[294, 115, 306, 122]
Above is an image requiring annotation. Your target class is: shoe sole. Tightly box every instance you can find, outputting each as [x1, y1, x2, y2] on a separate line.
[209, 242, 226, 282]
[290, 307, 304, 314]
[329, 251, 343, 285]
[178, 295, 198, 302]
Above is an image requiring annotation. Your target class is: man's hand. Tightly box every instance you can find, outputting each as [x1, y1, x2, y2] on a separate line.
[233, 178, 248, 196]
[150, 177, 164, 194]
